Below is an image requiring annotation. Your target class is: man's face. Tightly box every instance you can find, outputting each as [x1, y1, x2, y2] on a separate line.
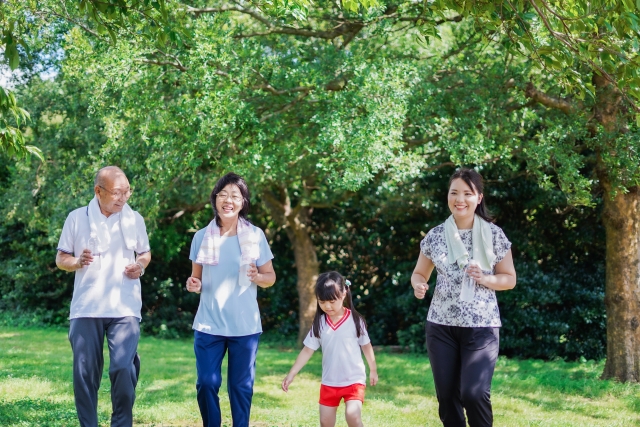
[95, 173, 131, 217]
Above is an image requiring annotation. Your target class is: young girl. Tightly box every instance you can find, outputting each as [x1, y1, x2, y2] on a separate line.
[282, 271, 378, 427]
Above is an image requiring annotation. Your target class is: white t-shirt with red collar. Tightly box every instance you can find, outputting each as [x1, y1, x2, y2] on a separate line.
[303, 308, 371, 387]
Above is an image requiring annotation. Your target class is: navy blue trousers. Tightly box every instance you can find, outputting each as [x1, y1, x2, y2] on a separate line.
[194, 331, 261, 427]
[426, 321, 499, 427]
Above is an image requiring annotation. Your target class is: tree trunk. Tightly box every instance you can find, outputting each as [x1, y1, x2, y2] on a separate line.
[600, 181, 640, 382]
[592, 72, 640, 381]
[262, 188, 319, 345]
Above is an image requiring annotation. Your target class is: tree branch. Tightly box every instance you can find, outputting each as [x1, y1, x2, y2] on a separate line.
[41, 9, 100, 38]
[260, 91, 311, 122]
[186, 6, 272, 27]
[398, 15, 462, 24]
[234, 25, 354, 40]
[524, 82, 574, 114]
[256, 84, 316, 95]
[136, 59, 187, 71]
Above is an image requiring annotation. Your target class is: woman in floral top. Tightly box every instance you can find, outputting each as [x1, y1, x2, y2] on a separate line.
[411, 168, 516, 427]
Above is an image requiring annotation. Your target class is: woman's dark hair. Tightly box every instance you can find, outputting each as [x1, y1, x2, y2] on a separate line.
[210, 172, 251, 226]
[448, 168, 494, 223]
[310, 271, 367, 338]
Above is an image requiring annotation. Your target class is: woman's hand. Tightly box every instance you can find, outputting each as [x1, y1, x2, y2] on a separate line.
[466, 263, 486, 285]
[412, 282, 429, 299]
[411, 253, 434, 299]
[186, 276, 202, 294]
[246, 263, 259, 282]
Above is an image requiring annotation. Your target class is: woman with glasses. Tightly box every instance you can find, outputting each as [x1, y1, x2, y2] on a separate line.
[185, 172, 276, 427]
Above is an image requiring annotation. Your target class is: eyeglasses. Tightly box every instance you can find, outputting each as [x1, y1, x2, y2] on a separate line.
[216, 192, 243, 203]
[99, 186, 133, 199]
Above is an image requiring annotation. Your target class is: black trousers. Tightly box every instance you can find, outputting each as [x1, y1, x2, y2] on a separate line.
[426, 321, 499, 427]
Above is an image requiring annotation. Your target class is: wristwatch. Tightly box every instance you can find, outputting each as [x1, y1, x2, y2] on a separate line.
[135, 261, 145, 276]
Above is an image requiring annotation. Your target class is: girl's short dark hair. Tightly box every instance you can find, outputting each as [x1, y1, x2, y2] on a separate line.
[210, 172, 251, 226]
[448, 168, 494, 223]
[310, 271, 367, 339]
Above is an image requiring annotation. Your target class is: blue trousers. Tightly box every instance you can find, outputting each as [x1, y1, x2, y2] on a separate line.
[194, 331, 261, 427]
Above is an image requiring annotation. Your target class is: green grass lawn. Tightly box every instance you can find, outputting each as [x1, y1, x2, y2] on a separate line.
[1, 326, 639, 426]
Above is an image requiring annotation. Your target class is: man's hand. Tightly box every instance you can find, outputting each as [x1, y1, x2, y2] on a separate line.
[124, 263, 143, 279]
[77, 249, 94, 268]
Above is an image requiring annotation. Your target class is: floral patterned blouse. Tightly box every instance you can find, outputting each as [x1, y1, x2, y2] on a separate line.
[420, 222, 512, 327]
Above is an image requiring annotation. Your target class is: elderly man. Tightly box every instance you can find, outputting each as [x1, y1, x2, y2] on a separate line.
[56, 166, 151, 427]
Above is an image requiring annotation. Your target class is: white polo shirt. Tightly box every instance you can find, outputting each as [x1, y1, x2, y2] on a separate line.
[303, 309, 371, 387]
[57, 206, 151, 320]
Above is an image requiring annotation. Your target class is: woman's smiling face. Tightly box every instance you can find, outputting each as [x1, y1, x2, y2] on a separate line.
[448, 178, 483, 224]
[215, 184, 244, 221]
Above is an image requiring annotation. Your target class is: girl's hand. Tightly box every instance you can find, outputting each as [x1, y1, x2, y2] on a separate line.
[281, 373, 295, 392]
[369, 370, 378, 386]
[412, 282, 428, 299]
[466, 263, 486, 285]
[186, 276, 202, 293]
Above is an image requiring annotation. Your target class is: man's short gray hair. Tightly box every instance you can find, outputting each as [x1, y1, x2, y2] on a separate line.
[94, 166, 126, 187]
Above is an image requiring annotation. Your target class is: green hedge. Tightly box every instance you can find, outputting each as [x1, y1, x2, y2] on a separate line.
[0, 161, 605, 360]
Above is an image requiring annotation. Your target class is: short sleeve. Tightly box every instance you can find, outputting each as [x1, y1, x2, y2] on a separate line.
[492, 225, 512, 265]
[357, 321, 371, 346]
[255, 227, 274, 267]
[56, 212, 76, 254]
[134, 211, 151, 254]
[303, 329, 321, 350]
[420, 234, 432, 260]
[189, 229, 206, 263]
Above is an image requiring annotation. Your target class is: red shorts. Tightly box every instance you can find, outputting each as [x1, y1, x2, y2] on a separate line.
[319, 383, 366, 407]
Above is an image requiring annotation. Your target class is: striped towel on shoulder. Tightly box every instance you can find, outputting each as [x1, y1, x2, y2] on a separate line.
[196, 218, 260, 266]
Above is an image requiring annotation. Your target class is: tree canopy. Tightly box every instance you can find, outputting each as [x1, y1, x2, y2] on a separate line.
[3, 0, 640, 381]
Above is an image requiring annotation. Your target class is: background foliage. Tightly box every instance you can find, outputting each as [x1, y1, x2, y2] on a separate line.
[0, 1, 617, 361]
[0, 145, 606, 360]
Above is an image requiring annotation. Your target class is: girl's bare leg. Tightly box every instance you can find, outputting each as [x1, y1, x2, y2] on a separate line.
[320, 404, 338, 427]
[345, 400, 364, 427]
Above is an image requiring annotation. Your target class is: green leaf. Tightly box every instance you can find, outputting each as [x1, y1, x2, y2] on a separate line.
[7, 47, 19, 70]
[107, 27, 117, 45]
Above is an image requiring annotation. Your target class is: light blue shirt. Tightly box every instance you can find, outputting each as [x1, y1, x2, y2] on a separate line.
[189, 225, 274, 336]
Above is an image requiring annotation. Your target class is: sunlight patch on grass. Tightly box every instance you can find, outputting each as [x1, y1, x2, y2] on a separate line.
[4, 326, 640, 426]
[0, 377, 63, 401]
[0, 332, 21, 338]
[134, 401, 201, 424]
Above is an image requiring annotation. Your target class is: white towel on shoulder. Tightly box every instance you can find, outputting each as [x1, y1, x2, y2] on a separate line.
[88, 196, 137, 252]
[444, 214, 496, 271]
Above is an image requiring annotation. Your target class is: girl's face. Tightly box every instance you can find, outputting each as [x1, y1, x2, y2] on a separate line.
[318, 290, 347, 317]
[448, 178, 482, 223]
